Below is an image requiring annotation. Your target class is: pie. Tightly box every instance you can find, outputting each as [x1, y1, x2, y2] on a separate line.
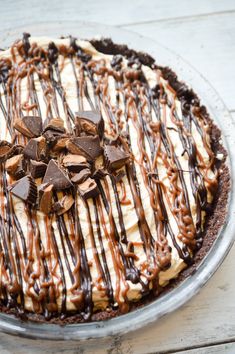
[0, 33, 229, 322]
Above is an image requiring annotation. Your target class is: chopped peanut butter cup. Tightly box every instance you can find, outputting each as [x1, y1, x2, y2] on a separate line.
[30, 160, 47, 178]
[104, 145, 129, 171]
[43, 117, 66, 134]
[38, 183, 53, 214]
[77, 178, 100, 199]
[23, 136, 47, 161]
[0, 140, 12, 160]
[53, 195, 74, 215]
[43, 159, 72, 190]
[5, 154, 26, 179]
[10, 175, 37, 204]
[71, 168, 91, 184]
[75, 110, 104, 137]
[66, 136, 103, 161]
[62, 154, 90, 173]
[14, 116, 42, 138]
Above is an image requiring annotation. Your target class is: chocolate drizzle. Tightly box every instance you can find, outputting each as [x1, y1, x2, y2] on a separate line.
[0, 34, 223, 321]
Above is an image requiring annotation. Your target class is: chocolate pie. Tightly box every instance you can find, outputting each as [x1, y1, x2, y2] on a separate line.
[0, 34, 229, 323]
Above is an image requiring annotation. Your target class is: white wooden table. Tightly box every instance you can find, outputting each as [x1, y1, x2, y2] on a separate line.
[0, 1, 235, 352]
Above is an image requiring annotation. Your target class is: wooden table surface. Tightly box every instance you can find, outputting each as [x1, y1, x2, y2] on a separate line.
[0, 1, 235, 353]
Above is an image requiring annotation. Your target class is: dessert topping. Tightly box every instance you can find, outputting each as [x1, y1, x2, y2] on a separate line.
[29, 160, 47, 179]
[62, 154, 90, 173]
[0, 140, 12, 160]
[5, 154, 26, 179]
[38, 183, 53, 214]
[10, 175, 37, 204]
[92, 168, 108, 180]
[23, 136, 47, 161]
[43, 159, 72, 190]
[53, 195, 74, 215]
[104, 145, 129, 171]
[77, 178, 99, 200]
[75, 110, 104, 137]
[14, 115, 42, 138]
[66, 135, 103, 161]
[43, 117, 66, 134]
[71, 168, 91, 184]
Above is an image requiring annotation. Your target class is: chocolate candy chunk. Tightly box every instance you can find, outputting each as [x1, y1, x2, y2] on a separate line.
[51, 137, 70, 154]
[75, 111, 104, 138]
[43, 117, 66, 134]
[43, 129, 65, 145]
[53, 195, 74, 215]
[0, 141, 12, 160]
[62, 154, 90, 173]
[0, 143, 24, 163]
[14, 116, 42, 138]
[43, 159, 72, 190]
[104, 145, 129, 171]
[5, 154, 26, 179]
[92, 168, 107, 180]
[44, 130, 69, 154]
[10, 175, 37, 204]
[5, 155, 22, 175]
[77, 178, 99, 200]
[66, 136, 103, 161]
[71, 168, 91, 184]
[23, 136, 47, 161]
[30, 160, 47, 178]
[38, 183, 53, 214]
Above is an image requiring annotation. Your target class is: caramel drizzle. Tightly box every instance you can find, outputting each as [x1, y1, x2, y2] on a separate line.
[0, 36, 218, 319]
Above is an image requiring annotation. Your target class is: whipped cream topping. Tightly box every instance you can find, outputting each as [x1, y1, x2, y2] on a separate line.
[0, 35, 218, 319]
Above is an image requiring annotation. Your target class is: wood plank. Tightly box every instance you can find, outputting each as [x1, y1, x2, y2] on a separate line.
[0, 0, 235, 30]
[177, 342, 235, 354]
[123, 12, 235, 111]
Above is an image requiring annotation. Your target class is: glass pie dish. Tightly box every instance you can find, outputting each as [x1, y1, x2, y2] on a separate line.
[0, 21, 234, 341]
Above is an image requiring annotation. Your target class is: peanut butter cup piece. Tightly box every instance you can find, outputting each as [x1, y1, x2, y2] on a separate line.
[66, 136, 103, 161]
[77, 177, 99, 200]
[14, 116, 42, 138]
[104, 145, 129, 171]
[62, 154, 90, 172]
[10, 175, 37, 204]
[23, 136, 47, 161]
[30, 160, 47, 178]
[5, 154, 26, 179]
[5, 155, 22, 175]
[92, 168, 107, 180]
[38, 183, 53, 214]
[43, 129, 66, 146]
[0, 140, 12, 160]
[75, 111, 104, 137]
[43, 159, 72, 190]
[51, 137, 70, 153]
[0, 143, 24, 163]
[71, 168, 91, 184]
[53, 195, 74, 215]
[43, 117, 66, 134]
